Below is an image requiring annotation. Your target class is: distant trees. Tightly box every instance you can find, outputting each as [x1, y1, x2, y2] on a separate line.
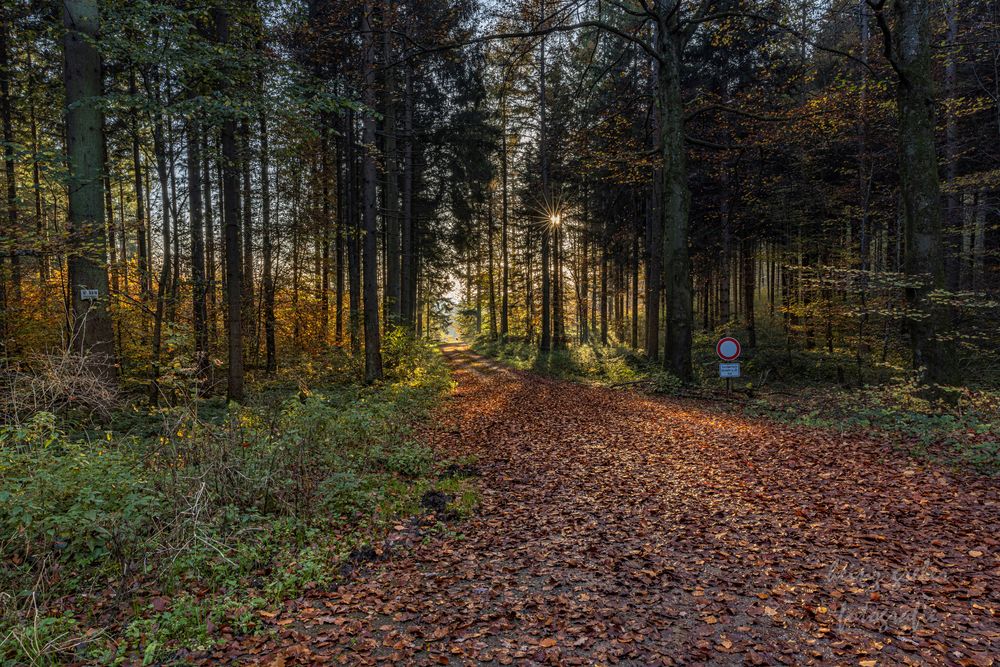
[0, 0, 997, 394]
[0, 0, 489, 398]
[466, 0, 998, 385]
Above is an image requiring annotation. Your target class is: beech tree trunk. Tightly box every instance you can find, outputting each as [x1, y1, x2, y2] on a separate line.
[655, 7, 693, 381]
[63, 0, 116, 376]
[889, 0, 955, 384]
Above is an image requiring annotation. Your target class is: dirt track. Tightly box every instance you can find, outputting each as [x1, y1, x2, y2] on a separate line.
[217, 343, 1000, 666]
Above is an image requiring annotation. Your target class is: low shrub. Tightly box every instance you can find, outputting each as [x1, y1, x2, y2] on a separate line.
[0, 351, 120, 425]
[0, 336, 464, 664]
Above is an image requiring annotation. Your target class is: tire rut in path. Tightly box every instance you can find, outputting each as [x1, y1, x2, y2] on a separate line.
[213, 344, 1000, 666]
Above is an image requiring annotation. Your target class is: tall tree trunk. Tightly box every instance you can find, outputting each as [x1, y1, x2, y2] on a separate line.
[972, 189, 985, 290]
[656, 11, 693, 381]
[240, 119, 255, 363]
[631, 222, 639, 349]
[383, 0, 401, 322]
[320, 117, 332, 343]
[743, 237, 756, 348]
[538, 0, 551, 353]
[719, 165, 731, 324]
[29, 53, 46, 283]
[400, 61, 414, 329]
[149, 66, 173, 401]
[346, 110, 361, 354]
[943, 1, 960, 290]
[644, 184, 661, 358]
[361, 2, 383, 382]
[1, 16, 21, 312]
[188, 119, 209, 385]
[580, 188, 590, 344]
[203, 130, 217, 347]
[600, 238, 608, 345]
[335, 129, 345, 343]
[487, 187, 497, 339]
[216, 6, 244, 402]
[63, 0, 115, 375]
[130, 70, 150, 299]
[886, 0, 954, 384]
[260, 108, 276, 373]
[500, 117, 510, 340]
[291, 174, 302, 344]
[166, 97, 181, 322]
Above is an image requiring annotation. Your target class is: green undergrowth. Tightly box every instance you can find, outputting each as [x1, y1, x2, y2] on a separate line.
[0, 334, 478, 666]
[472, 337, 682, 394]
[745, 381, 1000, 475]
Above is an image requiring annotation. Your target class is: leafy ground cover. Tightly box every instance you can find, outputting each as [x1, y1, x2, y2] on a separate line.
[211, 344, 1000, 665]
[0, 337, 476, 666]
[475, 334, 1000, 476]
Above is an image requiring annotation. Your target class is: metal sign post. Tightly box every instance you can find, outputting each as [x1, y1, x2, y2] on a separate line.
[716, 337, 742, 393]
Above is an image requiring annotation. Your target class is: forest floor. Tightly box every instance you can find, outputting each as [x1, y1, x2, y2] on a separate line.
[210, 343, 1000, 666]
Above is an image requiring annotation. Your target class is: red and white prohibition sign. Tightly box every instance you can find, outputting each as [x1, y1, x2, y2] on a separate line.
[716, 337, 742, 362]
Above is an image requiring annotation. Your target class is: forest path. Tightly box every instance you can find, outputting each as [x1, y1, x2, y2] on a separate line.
[221, 344, 1000, 666]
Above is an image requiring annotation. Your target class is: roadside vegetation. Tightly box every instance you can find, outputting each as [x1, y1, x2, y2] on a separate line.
[473, 323, 1000, 477]
[0, 336, 476, 666]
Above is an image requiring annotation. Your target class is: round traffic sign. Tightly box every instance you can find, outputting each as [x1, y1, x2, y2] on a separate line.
[716, 337, 741, 361]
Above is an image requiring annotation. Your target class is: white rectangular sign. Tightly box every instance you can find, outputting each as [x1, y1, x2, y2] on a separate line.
[719, 362, 741, 379]
[80, 288, 99, 301]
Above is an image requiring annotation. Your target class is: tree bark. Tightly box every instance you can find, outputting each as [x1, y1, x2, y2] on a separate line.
[240, 118, 256, 362]
[187, 119, 209, 384]
[63, 0, 116, 376]
[362, 2, 383, 382]
[539, 0, 551, 353]
[886, 0, 955, 384]
[1, 16, 21, 308]
[261, 108, 276, 373]
[400, 61, 415, 329]
[644, 184, 661, 358]
[216, 6, 244, 402]
[320, 118, 332, 343]
[487, 187, 497, 339]
[656, 8, 693, 381]
[500, 117, 510, 340]
[148, 66, 173, 401]
[383, 0, 401, 322]
[346, 110, 361, 353]
[130, 70, 150, 299]
[203, 129, 217, 347]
